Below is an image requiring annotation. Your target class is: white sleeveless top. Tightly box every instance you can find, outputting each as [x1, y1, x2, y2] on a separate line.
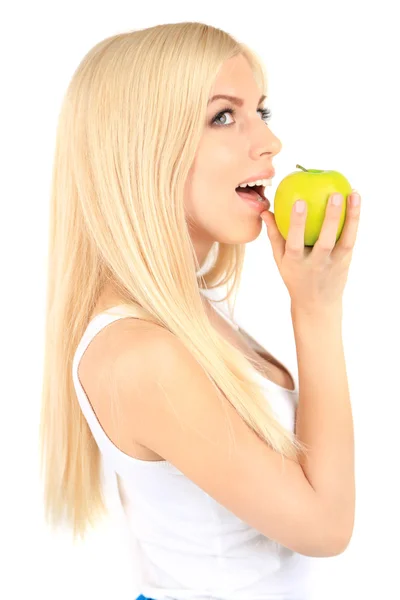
[71, 299, 313, 600]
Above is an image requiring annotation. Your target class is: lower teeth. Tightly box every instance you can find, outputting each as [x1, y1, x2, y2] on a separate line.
[236, 188, 265, 203]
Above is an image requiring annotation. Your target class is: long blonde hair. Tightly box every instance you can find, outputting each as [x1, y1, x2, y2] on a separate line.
[39, 21, 307, 542]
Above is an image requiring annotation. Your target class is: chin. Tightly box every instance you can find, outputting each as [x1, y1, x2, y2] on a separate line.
[214, 217, 263, 245]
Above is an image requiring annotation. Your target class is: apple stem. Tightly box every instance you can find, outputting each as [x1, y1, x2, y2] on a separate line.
[296, 164, 308, 172]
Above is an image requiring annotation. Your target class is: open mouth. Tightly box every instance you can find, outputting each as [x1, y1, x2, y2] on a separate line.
[235, 184, 270, 210]
[235, 184, 266, 200]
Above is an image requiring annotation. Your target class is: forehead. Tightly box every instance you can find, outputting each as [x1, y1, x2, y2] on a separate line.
[209, 55, 265, 105]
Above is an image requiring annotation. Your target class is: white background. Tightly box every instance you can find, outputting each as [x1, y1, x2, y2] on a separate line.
[1, 1, 399, 598]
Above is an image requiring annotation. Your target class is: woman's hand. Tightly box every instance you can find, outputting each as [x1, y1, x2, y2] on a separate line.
[261, 191, 361, 313]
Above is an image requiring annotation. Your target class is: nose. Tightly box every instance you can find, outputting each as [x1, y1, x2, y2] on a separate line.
[249, 124, 282, 161]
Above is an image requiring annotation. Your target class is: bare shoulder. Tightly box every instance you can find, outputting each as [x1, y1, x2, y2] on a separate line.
[79, 315, 167, 370]
[78, 316, 168, 461]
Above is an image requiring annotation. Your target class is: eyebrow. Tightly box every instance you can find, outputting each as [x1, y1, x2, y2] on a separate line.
[207, 94, 267, 106]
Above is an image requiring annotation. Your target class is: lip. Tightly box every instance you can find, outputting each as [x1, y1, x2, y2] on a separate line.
[237, 169, 275, 186]
[236, 188, 271, 212]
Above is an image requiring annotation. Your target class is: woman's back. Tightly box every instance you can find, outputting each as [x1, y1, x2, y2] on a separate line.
[72, 303, 315, 600]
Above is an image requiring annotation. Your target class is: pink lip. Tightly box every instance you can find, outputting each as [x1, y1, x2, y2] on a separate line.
[237, 169, 275, 186]
[236, 188, 271, 212]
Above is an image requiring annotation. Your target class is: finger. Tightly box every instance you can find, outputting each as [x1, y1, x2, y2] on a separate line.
[261, 210, 286, 262]
[331, 191, 361, 261]
[284, 200, 307, 260]
[311, 193, 345, 261]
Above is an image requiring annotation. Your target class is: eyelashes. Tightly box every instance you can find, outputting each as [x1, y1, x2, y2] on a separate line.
[211, 106, 272, 127]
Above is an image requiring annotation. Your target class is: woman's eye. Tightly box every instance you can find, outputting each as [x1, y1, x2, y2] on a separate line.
[212, 109, 235, 126]
[212, 107, 272, 127]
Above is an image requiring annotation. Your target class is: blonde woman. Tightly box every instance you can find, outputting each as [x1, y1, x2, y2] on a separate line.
[40, 22, 360, 600]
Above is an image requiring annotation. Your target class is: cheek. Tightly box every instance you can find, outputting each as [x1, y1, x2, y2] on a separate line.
[184, 187, 217, 231]
[197, 136, 238, 174]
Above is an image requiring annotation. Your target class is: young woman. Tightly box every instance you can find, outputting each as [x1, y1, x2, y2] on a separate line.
[39, 21, 360, 600]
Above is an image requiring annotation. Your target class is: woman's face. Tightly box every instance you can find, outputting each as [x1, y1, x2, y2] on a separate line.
[185, 53, 282, 267]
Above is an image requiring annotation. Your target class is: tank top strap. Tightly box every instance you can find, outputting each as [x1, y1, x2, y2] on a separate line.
[71, 306, 179, 476]
[71, 309, 134, 464]
[209, 301, 240, 331]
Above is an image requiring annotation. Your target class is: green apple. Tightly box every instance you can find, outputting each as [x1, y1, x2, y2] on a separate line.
[273, 164, 352, 246]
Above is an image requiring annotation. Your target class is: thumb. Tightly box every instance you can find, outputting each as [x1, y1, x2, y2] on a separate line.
[261, 210, 285, 262]
[261, 210, 272, 232]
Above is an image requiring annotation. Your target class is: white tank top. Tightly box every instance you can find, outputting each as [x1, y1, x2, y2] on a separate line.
[71, 300, 313, 600]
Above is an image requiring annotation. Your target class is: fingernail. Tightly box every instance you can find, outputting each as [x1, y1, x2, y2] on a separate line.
[351, 193, 360, 207]
[295, 200, 305, 213]
[331, 193, 343, 206]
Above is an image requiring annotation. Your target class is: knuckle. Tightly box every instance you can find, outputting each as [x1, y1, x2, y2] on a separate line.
[285, 245, 303, 258]
[315, 240, 333, 252]
[347, 206, 359, 217]
[341, 240, 355, 251]
[309, 261, 327, 274]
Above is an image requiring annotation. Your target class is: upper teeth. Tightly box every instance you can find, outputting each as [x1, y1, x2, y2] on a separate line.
[238, 178, 272, 188]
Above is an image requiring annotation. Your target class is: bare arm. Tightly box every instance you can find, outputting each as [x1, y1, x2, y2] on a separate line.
[110, 318, 352, 558]
[291, 304, 355, 547]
